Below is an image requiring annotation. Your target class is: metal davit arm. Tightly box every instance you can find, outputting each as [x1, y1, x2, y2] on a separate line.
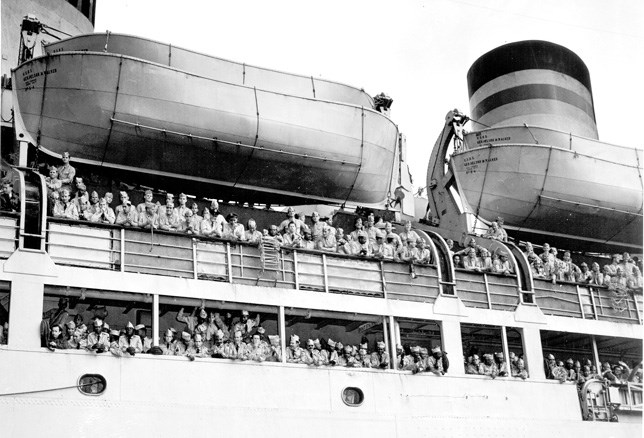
[15, 167, 47, 251]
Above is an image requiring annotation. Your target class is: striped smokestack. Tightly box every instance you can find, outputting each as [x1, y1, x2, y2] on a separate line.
[467, 40, 598, 139]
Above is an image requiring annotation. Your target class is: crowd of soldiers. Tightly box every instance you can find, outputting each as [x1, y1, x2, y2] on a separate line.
[524, 243, 643, 288]
[41, 153, 436, 263]
[465, 351, 528, 379]
[451, 237, 515, 275]
[543, 353, 642, 386]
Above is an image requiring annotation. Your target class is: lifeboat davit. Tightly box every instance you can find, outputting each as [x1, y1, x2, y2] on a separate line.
[12, 49, 398, 205]
[432, 40, 643, 247]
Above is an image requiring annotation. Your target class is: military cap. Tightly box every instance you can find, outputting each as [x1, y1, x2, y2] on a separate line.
[198, 308, 207, 319]
[242, 310, 250, 316]
[103, 323, 110, 330]
[377, 341, 386, 349]
[66, 321, 76, 329]
[134, 324, 145, 330]
[547, 354, 555, 360]
[290, 334, 299, 342]
[110, 329, 120, 336]
[165, 329, 174, 337]
[410, 346, 421, 353]
[181, 331, 191, 341]
[431, 346, 442, 354]
[126, 322, 134, 329]
[327, 338, 336, 348]
[93, 319, 103, 327]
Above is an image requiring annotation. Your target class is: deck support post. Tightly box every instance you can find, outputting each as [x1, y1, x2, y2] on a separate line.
[152, 293, 159, 346]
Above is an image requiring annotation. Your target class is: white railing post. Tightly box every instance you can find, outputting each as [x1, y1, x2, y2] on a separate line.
[389, 315, 397, 370]
[483, 273, 492, 309]
[501, 325, 510, 369]
[279, 305, 286, 363]
[152, 293, 160, 347]
[226, 242, 233, 283]
[293, 250, 300, 290]
[576, 285, 586, 319]
[192, 238, 198, 279]
[380, 261, 387, 299]
[322, 253, 329, 293]
[120, 228, 125, 272]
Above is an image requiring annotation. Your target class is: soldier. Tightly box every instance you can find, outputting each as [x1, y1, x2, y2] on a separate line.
[286, 334, 305, 364]
[282, 221, 302, 248]
[322, 339, 338, 366]
[544, 353, 558, 379]
[119, 322, 143, 356]
[67, 328, 88, 350]
[173, 331, 192, 356]
[465, 355, 480, 374]
[300, 230, 316, 250]
[53, 188, 79, 220]
[209, 200, 227, 237]
[223, 213, 245, 241]
[511, 357, 529, 380]
[210, 329, 227, 359]
[159, 329, 177, 355]
[115, 191, 138, 227]
[479, 354, 499, 378]
[225, 330, 249, 360]
[494, 352, 508, 377]
[383, 222, 402, 249]
[247, 334, 267, 362]
[309, 211, 325, 242]
[416, 239, 432, 264]
[427, 346, 449, 375]
[493, 253, 513, 275]
[63, 320, 76, 342]
[186, 333, 209, 361]
[279, 207, 306, 235]
[136, 190, 155, 215]
[244, 219, 263, 245]
[57, 151, 76, 194]
[370, 341, 390, 369]
[45, 166, 62, 196]
[138, 202, 159, 229]
[399, 220, 420, 244]
[90, 197, 116, 224]
[86, 319, 110, 353]
[356, 232, 373, 257]
[265, 335, 282, 362]
[187, 202, 202, 235]
[46, 324, 66, 351]
[316, 226, 337, 252]
[463, 248, 482, 272]
[230, 310, 260, 343]
[349, 217, 365, 242]
[357, 348, 372, 368]
[485, 221, 504, 241]
[174, 193, 191, 231]
[576, 262, 592, 283]
[302, 339, 323, 366]
[337, 345, 358, 367]
[364, 213, 378, 245]
[72, 182, 90, 219]
[159, 197, 181, 231]
[135, 324, 152, 353]
[83, 190, 100, 221]
[176, 306, 207, 335]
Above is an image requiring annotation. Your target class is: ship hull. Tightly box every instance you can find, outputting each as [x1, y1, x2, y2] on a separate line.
[1, 348, 641, 438]
[452, 127, 643, 245]
[45, 33, 374, 107]
[13, 52, 398, 205]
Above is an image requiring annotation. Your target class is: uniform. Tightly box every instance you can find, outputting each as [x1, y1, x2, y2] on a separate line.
[138, 209, 159, 229]
[119, 334, 143, 355]
[57, 163, 76, 194]
[316, 234, 337, 252]
[159, 209, 181, 231]
[86, 331, 110, 352]
[53, 201, 79, 220]
[90, 205, 116, 224]
[115, 203, 138, 227]
[282, 232, 302, 247]
[286, 346, 305, 364]
[370, 351, 390, 369]
[245, 229, 263, 245]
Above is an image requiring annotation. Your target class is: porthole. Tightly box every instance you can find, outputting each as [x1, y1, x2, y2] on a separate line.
[342, 387, 364, 406]
[78, 374, 107, 395]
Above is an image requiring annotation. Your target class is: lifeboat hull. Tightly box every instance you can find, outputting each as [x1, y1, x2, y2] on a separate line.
[452, 127, 643, 245]
[45, 33, 374, 107]
[12, 52, 398, 205]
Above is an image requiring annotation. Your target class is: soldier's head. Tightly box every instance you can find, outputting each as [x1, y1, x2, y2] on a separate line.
[65, 321, 76, 337]
[431, 346, 442, 358]
[311, 211, 319, 222]
[287, 221, 297, 234]
[289, 334, 300, 349]
[60, 189, 71, 202]
[164, 329, 174, 344]
[215, 330, 225, 344]
[252, 334, 261, 346]
[472, 354, 480, 365]
[483, 354, 494, 365]
[306, 339, 315, 351]
[247, 219, 257, 231]
[354, 217, 363, 230]
[377, 341, 386, 354]
[241, 310, 249, 322]
[404, 220, 412, 231]
[62, 151, 71, 163]
[234, 330, 243, 344]
[51, 324, 62, 339]
[286, 207, 295, 218]
[303, 230, 313, 241]
[135, 324, 146, 338]
[269, 225, 279, 236]
[194, 333, 204, 348]
[125, 322, 135, 336]
[48, 166, 58, 179]
[453, 255, 461, 266]
[93, 319, 103, 334]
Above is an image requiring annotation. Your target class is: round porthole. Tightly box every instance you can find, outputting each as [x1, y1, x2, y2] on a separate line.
[342, 387, 364, 406]
[78, 374, 107, 395]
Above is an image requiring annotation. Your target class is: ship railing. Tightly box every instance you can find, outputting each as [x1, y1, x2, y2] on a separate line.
[0, 212, 20, 259]
[533, 278, 642, 324]
[42, 218, 445, 302]
[610, 381, 643, 412]
[453, 268, 520, 311]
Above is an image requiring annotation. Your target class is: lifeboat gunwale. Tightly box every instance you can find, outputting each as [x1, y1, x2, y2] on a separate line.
[44, 32, 375, 107]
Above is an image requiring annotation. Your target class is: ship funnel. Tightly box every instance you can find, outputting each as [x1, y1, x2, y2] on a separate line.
[467, 40, 598, 139]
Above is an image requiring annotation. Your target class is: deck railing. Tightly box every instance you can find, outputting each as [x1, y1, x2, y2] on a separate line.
[38, 218, 642, 323]
[44, 219, 441, 303]
[0, 214, 19, 259]
[533, 278, 642, 324]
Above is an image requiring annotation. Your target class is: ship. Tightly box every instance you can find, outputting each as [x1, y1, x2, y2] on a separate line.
[0, 1, 642, 437]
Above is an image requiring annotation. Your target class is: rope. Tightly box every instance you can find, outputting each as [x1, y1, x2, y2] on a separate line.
[41, 24, 73, 38]
[0, 382, 96, 397]
[101, 57, 124, 166]
[523, 123, 539, 144]
[341, 107, 367, 208]
[468, 118, 490, 128]
[520, 145, 553, 229]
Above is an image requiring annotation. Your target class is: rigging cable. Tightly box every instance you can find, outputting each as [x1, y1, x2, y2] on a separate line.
[471, 143, 495, 233]
[0, 382, 97, 397]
